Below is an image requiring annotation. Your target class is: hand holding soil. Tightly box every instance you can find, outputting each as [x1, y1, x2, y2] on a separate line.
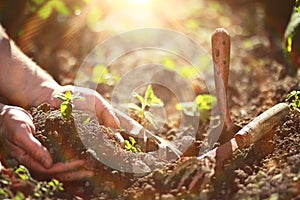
[0, 105, 52, 169]
[0, 104, 94, 181]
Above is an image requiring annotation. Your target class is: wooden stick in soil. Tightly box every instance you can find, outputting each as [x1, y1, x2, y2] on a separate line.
[212, 28, 241, 143]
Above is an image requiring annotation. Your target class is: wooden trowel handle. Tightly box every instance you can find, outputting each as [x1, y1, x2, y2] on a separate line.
[234, 103, 289, 148]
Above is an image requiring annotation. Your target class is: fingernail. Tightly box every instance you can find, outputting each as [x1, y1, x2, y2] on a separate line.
[41, 157, 52, 168]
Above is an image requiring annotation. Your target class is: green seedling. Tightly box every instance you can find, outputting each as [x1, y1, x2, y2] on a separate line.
[176, 94, 217, 121]
[92, 64, 120, 86]
[15, 165, 31, 181]
[54, 91, 85, 119]
[124, 136, 142, 153]
[286, 90, 300, 110]
[128, 85, 164, 128]
[284, 0, 300, 53]
[9, 165, 63, 199]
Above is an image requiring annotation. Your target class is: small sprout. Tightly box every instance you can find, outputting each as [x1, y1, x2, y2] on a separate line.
[0, 165, 64, 199]
[0, 189, 8, 198]
[128, 85, 164, 127]
[54, 91, 85, 119]
[48, 179, 64, 192]
[124, 136, 142, 153]
[92, 64, 120, 86]
[15, 165, 31, 181]
[176, 94, 217, 121]
[286, 90, 300, 110]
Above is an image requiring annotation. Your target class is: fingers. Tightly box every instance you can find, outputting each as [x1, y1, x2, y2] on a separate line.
[31, 160, 94, 181]
[53, 169, 94, 181]
[16, 146, 94, 181]
[13, 123, 53, 168]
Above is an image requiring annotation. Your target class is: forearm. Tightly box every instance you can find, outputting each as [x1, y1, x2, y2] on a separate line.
[0, 26, 61, 108]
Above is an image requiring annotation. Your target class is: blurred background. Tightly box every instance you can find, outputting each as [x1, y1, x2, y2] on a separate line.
[0, 0, 298, 86]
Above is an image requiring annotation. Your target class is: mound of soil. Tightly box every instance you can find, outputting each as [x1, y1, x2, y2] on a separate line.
[30, 103, 173, 199]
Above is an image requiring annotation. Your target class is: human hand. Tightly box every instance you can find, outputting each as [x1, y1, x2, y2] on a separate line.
[0, 105, 93, 181]
[50, 85, 120, 128]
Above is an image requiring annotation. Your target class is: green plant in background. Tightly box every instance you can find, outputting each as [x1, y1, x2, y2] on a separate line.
[27, 0, 90, 20]
[128, 85, 164, 128]
[92, 64, 120, 86]
[176, 94, 217, 121]
[35, 0, 71, 19]
[286, 90, 300, 110]
[54, 91, 85, 119]
[284, 0, 300, 52]
[124, 136, 142, 153]
[162, 57, 198, 79]
[0, 165, 64, 199]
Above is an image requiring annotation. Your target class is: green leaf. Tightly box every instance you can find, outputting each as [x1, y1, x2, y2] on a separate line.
[124, 140, 132, 150]
[284, 7, 300, 51]
[15, 165, 31, 180]
[176, 103, 183, 110]
[179, 66, 198, 79]
[163, 57, 176, 70]
[38, 0, 70, 19]
[0, 188, 8, 198]
[129, 136, 136, 146]
[60, 102, 72, 119]
[133, 93, 145, 107]
[296, 100, 300, 108]
[65, 91, 72, 100]
[185, 19, 199, 30]
[287, 36, 293, 52]
[13, 192, 25, 200]
[177, 94, 216, 117]
[144, 85, 163, 107]
[52, 0, 70, 16]
[195, 94, 217, 111]
[38, 1, 53, 19]
[92, 64, 108, 83]
[32, 0, 45, 5]
[87, 7, 102, 30]
[145, 85, 154, 104]
[286, 91, 296, 100]
[131, 146, 137, 153]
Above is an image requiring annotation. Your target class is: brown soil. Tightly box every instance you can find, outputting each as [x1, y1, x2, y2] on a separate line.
[1, 1, 300, 199]
[28, 62, 300, 199]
